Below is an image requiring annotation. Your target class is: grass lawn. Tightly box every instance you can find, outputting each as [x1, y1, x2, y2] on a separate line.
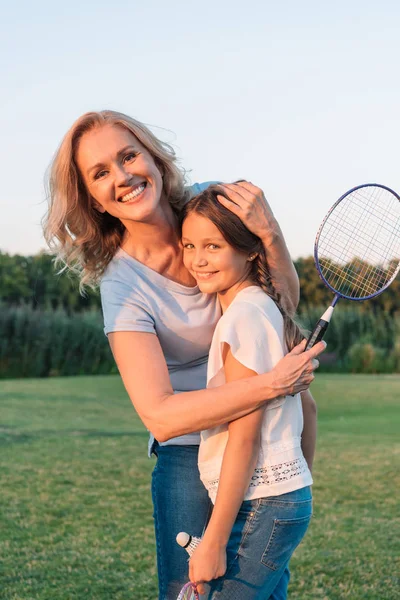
[1, 375, 399, 599]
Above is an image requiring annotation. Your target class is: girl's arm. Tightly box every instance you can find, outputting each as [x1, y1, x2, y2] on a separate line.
[189, 346, 264, 593]
[300, 390, 317, 472]
[109, 331, 325, 442]
[216, 182, 299, 315]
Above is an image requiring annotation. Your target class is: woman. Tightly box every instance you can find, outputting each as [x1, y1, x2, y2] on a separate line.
[181, 186, 314, 598]
[43, 110, 324, 599]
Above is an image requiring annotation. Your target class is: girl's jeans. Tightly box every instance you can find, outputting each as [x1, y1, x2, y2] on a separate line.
[151, 443, 312, 600]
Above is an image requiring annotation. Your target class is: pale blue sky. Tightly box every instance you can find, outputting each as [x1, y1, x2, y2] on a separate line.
[1, 0, 399, 258]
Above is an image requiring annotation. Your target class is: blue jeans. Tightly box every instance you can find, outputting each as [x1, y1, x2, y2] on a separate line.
[151, 443, 312, 600]
[151, 443, 212, 600]
[205, 486, 312, 599]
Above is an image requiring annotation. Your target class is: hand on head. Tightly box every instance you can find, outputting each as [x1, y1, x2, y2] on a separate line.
[215, 181, 278, 242]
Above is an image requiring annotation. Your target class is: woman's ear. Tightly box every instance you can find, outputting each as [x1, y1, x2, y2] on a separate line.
[92, 200, 106, 214]
[155, 158, 165, 179]
[247, 253, 258, 261]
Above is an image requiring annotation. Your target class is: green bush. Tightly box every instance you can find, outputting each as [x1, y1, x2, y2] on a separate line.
[0, 305, 117, 378]
[346, 342, 389, 374]
[1, 304, 399, 377]
[298, 306, 399, 373]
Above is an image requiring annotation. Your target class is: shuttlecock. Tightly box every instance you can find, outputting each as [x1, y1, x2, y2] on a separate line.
[176, 532, 201, 557]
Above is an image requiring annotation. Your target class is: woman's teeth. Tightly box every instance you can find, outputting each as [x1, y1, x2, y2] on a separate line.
[120, 183, 146, 203]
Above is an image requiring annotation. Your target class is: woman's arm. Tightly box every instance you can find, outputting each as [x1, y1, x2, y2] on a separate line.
[216, 181, 299, 315]
[189, 346, 264, 593]
[109, 331, 325, 442]
[300, 389, 317, 472]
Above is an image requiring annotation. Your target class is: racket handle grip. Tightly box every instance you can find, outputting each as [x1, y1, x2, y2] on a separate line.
[305, 319, 330, 351]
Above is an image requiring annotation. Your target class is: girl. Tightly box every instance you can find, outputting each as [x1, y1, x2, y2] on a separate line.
[181, 186, 315, 599]
[43, 110, 324, 599]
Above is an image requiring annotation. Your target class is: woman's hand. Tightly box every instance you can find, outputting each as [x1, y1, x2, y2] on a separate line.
[270, 339, 326, 396]
[215, 181, 300, 315]
[216, 181, 279, 244]
[189, 539, 227, 596]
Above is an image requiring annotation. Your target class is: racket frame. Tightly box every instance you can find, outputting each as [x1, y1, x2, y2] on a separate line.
[313, 183, 400, 302]
[305, 183, 400, 350]
[177, 582, 199, 599]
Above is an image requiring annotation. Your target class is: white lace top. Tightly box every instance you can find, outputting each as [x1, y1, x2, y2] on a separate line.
[198, 286, 313, 503]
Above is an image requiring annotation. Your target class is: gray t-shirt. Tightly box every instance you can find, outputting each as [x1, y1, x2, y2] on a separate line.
[100, 182, 221, 447]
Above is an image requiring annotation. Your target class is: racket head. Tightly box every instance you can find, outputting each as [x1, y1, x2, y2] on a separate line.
[314, 183, 400, 301]
[177, 582, 199, 600]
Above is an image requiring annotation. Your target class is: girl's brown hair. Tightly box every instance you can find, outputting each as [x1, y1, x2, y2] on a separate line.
[181, 186, 304, 351]
[43, 110, 188, 290]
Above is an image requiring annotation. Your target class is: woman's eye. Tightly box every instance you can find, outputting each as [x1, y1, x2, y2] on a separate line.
[94, 170, 108, 180]
[124, 152, 137, 163]
[183, 243, 194, 249]
[208, 244, 219, 250]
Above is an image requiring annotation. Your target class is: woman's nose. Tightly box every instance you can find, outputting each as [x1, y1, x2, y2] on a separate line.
[115, 164, 132, 186]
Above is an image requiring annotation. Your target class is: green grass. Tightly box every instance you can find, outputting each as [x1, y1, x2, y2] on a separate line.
[1, 375, 399, 599]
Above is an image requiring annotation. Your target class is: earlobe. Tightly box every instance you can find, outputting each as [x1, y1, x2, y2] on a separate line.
[92, 201, 106, 214]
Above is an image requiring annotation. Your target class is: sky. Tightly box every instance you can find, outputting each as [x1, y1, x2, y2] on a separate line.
[1, 0, 399, 259]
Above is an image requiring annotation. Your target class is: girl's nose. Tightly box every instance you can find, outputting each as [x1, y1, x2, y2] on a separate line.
[193, 251, 208, 267]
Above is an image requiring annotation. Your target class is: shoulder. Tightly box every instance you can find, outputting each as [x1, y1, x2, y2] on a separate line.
[100, 251, 145, 306]
[224, 287, 282, 330]
[100, 253, 155, 334]
[101, 249, 139, 287]
[210, 288, 285, 375]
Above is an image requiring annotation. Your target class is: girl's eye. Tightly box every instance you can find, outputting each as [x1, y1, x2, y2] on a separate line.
[208, 244, 219, 250]
[183, 243, 194, 249]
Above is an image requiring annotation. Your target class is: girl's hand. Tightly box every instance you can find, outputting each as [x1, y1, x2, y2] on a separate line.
[189, 540, 227, 596]
[216, 181, 278, 244]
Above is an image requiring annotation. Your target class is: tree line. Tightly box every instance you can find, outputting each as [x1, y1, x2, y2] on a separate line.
[1, 251, 399, 314]
[1, 251, 399, 378]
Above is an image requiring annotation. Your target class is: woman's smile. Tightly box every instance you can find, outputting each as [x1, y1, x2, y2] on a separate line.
[119, 182, 148, 203]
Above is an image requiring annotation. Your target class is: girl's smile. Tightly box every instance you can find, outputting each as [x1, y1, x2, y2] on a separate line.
[193, 270, 219, 280]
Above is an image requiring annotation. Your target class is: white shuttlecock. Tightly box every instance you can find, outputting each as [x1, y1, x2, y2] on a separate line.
[176, 531, 202, 556]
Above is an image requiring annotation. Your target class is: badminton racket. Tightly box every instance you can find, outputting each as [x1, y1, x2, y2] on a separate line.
[177, 582, 199, 600]
[305, 183, 400, 350]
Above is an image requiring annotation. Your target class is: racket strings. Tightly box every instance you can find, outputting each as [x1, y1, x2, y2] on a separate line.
[325, 188, 400, 249]
[326, 203, 400, 263]
[323, 192, 400, 263]
[317, 186, 400, 299]
[320, 259, 391, 298]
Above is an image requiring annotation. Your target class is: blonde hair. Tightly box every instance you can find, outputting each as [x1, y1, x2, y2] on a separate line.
[43, 110, 188, 290]
[181, 186, 304, 351]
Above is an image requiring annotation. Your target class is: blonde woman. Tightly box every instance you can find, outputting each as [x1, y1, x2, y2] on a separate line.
[43, 110, 324, 599]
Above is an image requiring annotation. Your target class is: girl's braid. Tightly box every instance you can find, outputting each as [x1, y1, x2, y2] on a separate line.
[253, 253, 304, 351]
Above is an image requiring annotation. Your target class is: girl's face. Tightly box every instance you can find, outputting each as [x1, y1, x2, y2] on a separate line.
[76, 124, 164, 224]
[182, 212, 253, 303]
